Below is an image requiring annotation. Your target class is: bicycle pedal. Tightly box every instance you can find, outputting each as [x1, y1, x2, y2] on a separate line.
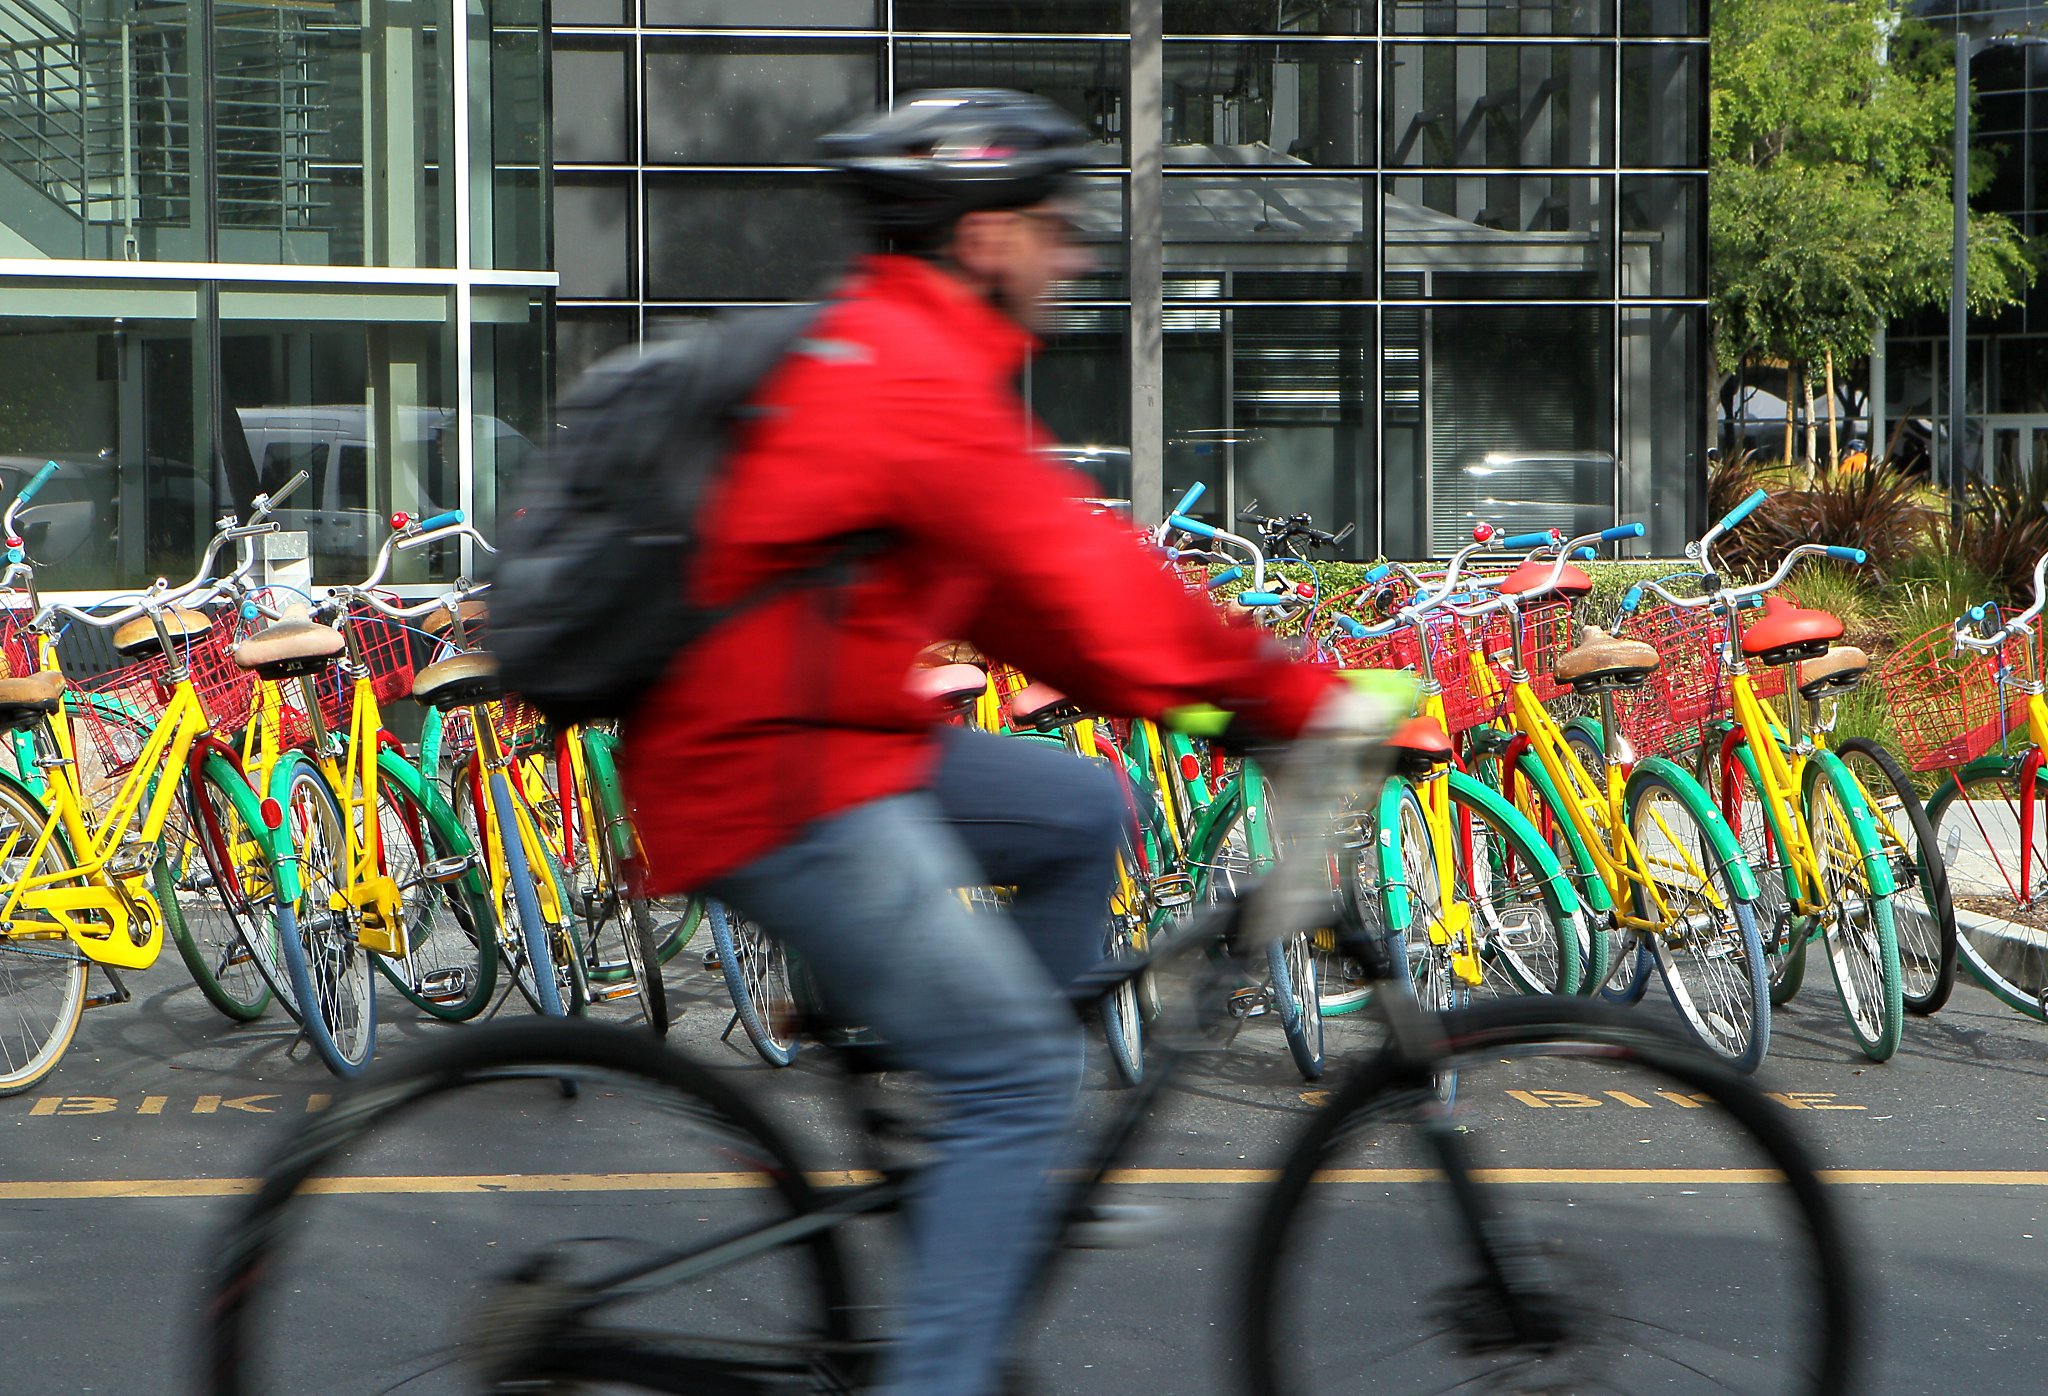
[1149, 874, 1195, 909]
[1228, 986, 1268, 1017]
[701, 948, 722, 971]
[586, 980, 640, 1004]
[417, 854, 478, 885]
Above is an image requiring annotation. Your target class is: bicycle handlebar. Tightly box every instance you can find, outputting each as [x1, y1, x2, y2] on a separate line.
[1959, 550, 2048, 650]
[1631, 542, 1854, 615]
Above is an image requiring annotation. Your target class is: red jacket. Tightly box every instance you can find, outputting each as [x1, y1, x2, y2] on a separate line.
[622, 255, 1335, 894]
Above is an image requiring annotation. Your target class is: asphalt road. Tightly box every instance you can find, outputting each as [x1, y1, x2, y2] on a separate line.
[4, 948, 2047, 1395]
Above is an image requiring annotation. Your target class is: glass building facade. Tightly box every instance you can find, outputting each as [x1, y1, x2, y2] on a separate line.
[552, 0, 1710, 557]
[0, 0, 555, 590]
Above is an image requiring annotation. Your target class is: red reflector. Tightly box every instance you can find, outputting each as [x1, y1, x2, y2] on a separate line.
[259, 798, 283, 831]
[1294, 583, 1315, 599]
[1178, 753, 1202, 781]
[390, 512, 411, 530]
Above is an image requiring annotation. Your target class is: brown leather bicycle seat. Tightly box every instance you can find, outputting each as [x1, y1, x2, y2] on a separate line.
[1553, 625, 1659, 693]
[410, 652, 501, 711]
[908, 662, 988, 712]
[111, 606, 211, 658]
[1010, 681, 1085, 731]
[1796, 645, 1869, 699]
[233, 619, 347, 679]
[0, 670, 64, 731]
[421, 598, 489, 638]
[1742, 596, 1843, 664]
[1499, 558, 1594, 601]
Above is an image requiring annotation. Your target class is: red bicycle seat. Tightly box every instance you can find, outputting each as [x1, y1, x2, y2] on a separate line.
[1011, 681, 1084, 731]
[908, 662, 988, 711]
[1388, 715, 1454, 766]
[1741, 596, 1844, 659]
[1499, 557, 1593, 601]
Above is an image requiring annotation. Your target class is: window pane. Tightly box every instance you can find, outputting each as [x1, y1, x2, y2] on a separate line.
[556, 309, 640, 396]
[1066, 174, 1130, 293]
[643, 40, 881, 165]
[1165, 305, 1374, 557]
[1621, 44, 1705, 168]
[1620, 305, 1704, 554]
[1621, 0, 1704, 37]
[483, 1, 551, 271]
[1165, 42, 1374, 166]
[556, 178, 637, 299]
[1030, 307, 1131, 477]
[555, 44, 633, 165]
[1166, 1, 1374, 35]
[646, 0, 878, 23]
[556, 0, 627, 23]
[221, 297, 463, 584]
[1162, 172, 1373, 298]
[1385, 43, 1613, 168]
[1620, 175, 1702, 297]
[1384, 0, 1612, 37]
[473, 293, 553, 542]
[893, 40, 1127, 159]
[1382, 303, 1614, 555]
[1385, 175, 1612, 299]
[896, 2, 1123, 31]
[645, 176, 856, 300]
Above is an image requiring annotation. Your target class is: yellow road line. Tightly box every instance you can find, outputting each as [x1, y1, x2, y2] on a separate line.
[3, 1167, 2048, 1200]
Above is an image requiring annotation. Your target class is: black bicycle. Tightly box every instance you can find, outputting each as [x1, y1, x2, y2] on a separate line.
[201, 737, 1856, 1396]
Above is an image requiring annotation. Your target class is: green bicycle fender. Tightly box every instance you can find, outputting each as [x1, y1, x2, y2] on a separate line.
[1445, 768, 1583, 918]
[1235, 759, 1277, 865]
[374, 746, 490, 902]
[1627, 755, 1762, 903]
[416, 704, 444, 786]
[1372, 774, 1415, 933]
[576, 726, 635, 867]
[1805, 748, 1899, 898]
[201, 750, 291, 895]
[1923, 753, 2022, 826]
[1163, 728, 1215, 813]
[1506, 751, 1613, 915]
[1724, 741, 1806, 909]
[1563, 715, 1603, 750]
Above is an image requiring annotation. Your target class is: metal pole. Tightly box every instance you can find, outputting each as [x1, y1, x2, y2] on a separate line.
[1127, 0, 1164, 525]
[1951, 31, 1970, 536]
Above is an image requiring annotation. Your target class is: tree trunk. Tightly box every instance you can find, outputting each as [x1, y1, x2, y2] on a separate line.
[1783, 363, 1797, 466]
[1825, 350, 1840, 471]
[1803, 366, 1820, 478]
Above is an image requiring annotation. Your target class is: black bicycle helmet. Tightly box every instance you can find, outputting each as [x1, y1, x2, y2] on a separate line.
[819, 89, 1094, 238]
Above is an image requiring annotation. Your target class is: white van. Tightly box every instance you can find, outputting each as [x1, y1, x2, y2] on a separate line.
[232, 407, 535, 578]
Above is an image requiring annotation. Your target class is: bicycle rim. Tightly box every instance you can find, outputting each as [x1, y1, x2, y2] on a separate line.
[710, 899, 802, 1066]
[1704, 739, 1807, 1007]
[203, 1019, 858, 1396]
[1627, 771, 1769, 1072]
[1102, 909, 1145, 1085]
[1452, 783, 1580, 998]
[275, 756, 378, 1075]
[0, 775, 86, 1094]
[163, 762, 277, 1022]
[1242, 998, 1854, 1396]
[1803, 764, 1903, 1061]
[1835, 739, 1954, 1014]
[369, 775, 496, 1022]
[1930, 763, 2048, 1021]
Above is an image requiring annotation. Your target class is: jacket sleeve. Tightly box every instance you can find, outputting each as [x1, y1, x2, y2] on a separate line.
[877, 369, 1338, 742]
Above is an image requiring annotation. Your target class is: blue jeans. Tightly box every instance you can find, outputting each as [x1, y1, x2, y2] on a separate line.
[709, 726, 1126, 1396]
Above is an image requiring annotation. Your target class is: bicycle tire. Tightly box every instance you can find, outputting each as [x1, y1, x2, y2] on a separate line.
[0, 772, 87, 1095]
[709, 898, 802, 1067]
[163, 760, 278, 1022]
[1837, 737, 1956, 1014]
[1927, 757, 2048, 1021]
[1446, 770, 1582, 999]
[1625, 764, 1771, 1072]
[186, 751, 300, 1018]
[1240, 995, 1854, 1396]
[1802, 755, 1904, 1062]
[1701, 732, 1809, 1007]
[201, 1017, 859, 1396]
[367, 757, 498, 1023]
[1267, 927, 1323, 1081]
[575, 728, 670, 1035]
[1102, 902, 1146, 1086]
[270, 753, 378, 1076]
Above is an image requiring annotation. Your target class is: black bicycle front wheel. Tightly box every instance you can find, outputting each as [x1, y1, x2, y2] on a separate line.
[203, 1018, 859, 1395]
[1242, 996, 1853, 1396]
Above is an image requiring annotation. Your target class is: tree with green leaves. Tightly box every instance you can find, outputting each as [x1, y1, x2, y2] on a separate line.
[1711, 0, 2037, 460]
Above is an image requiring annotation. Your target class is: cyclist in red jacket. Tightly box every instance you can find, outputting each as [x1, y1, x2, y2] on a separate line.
[622, 90, 1389, 1396]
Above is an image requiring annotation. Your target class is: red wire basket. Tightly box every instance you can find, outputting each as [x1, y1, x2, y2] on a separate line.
[233, 603, 420, 750]
[71, 621, 255, 777]
[1878, 624, 2038, 773]
[435, 691, 552, 765]
[1328, 594, 1575, 738]
[1608, 598, 1800, 761]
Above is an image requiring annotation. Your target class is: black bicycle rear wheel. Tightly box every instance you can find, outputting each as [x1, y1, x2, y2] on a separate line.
[1242, 996, 1853, 1396]
[204, 1018, 858, 1395]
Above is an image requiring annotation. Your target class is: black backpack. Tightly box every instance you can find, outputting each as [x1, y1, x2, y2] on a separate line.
[490, 303, 828, 727]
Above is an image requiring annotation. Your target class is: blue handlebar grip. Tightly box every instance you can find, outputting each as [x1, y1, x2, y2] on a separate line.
[1336, 615, 1370, 638]
[1571, 546, 1596, 560]
[1236, 591, 1288, 606]
[1717, 487, 1770, 532]
[1500, 530, 1555, 550]
[1970, 603, 1991, 623]
[1363, 562, 1393, 584]
[1168, 482, 1206, 518]
[1826, 545, 1868, 564]
[1621, 583, 1644, 613]
[5, 547, 21, 565]
[1205, 566, 1244, 590]
[1602, 522, 1647, 542]
[416, 509, 464, 532]
[1169, 513, 1219, 541]
[16, 459, 61, 508]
